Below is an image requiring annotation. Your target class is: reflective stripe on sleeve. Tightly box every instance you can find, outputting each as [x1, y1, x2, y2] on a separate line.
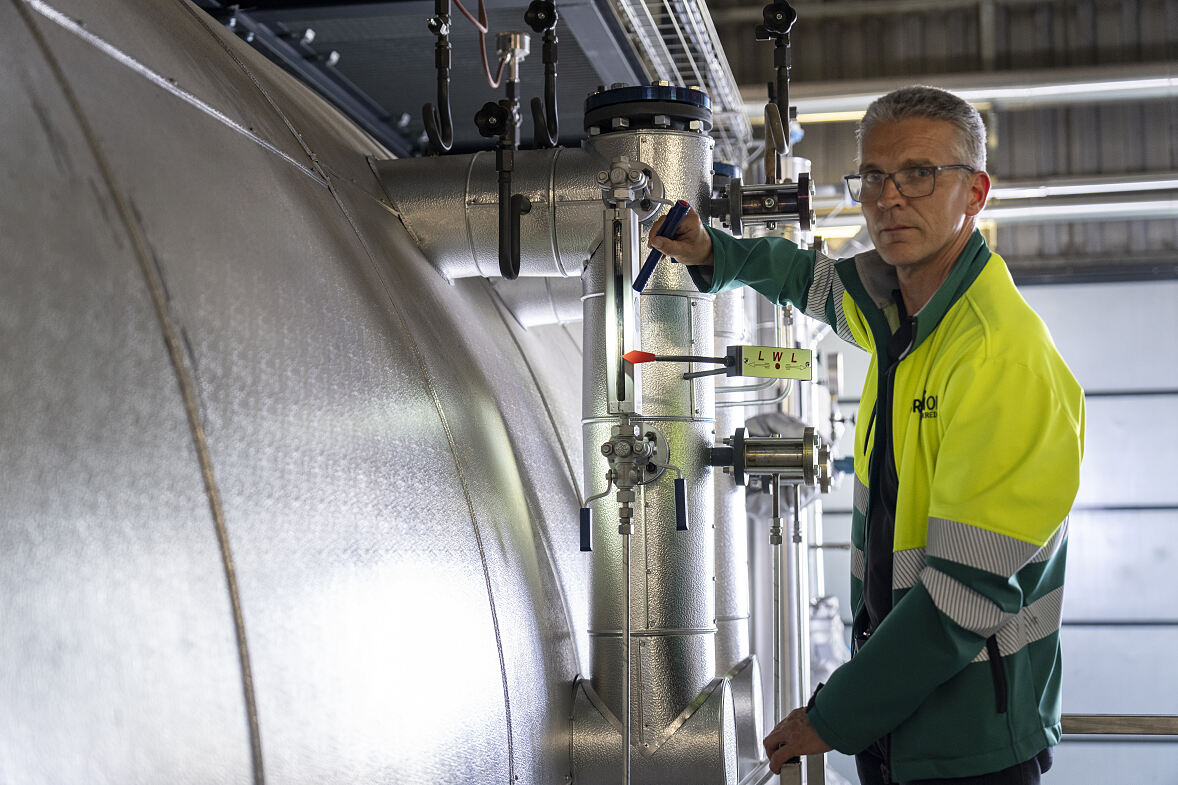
[851, 545, 865, 582]
[971, 586, 1065, 662]
[833, 269, 854, 342]
[927, 517, 1041, 577]
[853, 476, 869, 517]
[1030, 518, 1069, 564]
[892, 547, 926, 590]
[804, 251, 854, 342]
[921, 566, 1017, 638]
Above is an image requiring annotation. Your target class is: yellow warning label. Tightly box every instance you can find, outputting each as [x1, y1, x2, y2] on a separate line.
[738, 345, 813, 380]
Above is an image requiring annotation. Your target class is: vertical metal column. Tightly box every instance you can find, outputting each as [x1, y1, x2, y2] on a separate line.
[622, 533, 632, 785]
[787, 484, 810, 710]
[769, 476, 785, 727]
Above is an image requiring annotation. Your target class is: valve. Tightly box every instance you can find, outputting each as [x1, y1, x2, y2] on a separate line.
[524, 0, 560, 148]
[754, 0, 799, 166]
[594, 422, 687, 534]
[757, 0, 797, 37]
[524, 0, 556, 31]
[708, 426, 829, 490]
[709, 173, 814, 236]
[475, 101, 512, 138]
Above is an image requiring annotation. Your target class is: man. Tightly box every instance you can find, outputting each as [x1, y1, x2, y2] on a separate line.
[649, 86, 1085, 784]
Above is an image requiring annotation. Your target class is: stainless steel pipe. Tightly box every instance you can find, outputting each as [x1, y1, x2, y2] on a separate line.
[375, 146, 604, 279]
[785, 484, 812, 710]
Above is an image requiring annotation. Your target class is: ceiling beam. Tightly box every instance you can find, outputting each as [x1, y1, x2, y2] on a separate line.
[1009, 255, 1178, 286]
[711, 0, 1048, 24]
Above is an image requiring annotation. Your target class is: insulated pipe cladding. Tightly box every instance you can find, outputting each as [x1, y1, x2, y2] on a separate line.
[376, 81, 744, 783]
[572, 86, 743, 785]
[375, 145, 603, 279]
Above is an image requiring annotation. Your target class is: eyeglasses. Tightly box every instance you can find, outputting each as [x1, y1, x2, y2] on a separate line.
[844, 164, 977, 202]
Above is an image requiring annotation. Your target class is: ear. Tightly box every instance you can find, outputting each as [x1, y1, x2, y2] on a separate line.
[964, 170, 991, 217]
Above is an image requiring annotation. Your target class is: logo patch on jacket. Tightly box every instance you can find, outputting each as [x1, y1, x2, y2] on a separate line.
[912, 392, 938, 419]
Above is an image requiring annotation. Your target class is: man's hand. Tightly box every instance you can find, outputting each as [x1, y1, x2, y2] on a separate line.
[647, 206, 714, 267]
[763, 707, 833, 774]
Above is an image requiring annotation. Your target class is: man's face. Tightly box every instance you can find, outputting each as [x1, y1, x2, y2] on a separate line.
[858, 117, 988, 271]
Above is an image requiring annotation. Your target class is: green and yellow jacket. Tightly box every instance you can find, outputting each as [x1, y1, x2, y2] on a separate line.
[692, 229, 1085, 781]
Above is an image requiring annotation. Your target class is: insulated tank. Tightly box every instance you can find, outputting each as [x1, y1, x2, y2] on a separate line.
[0, 1, 589, 783]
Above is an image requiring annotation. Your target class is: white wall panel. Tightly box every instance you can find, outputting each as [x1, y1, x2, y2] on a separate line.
[1061, 627, 1178, 715]
[1066, 510, 1178, 621]
[1076, 396, 1178, 507]
[1051, 741, 1178, 785]
[1022, 281, 1178, 391]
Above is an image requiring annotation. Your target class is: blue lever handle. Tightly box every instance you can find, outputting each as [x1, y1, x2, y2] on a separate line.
[579, 507, 592, 552]
[633, 200, 690, 293]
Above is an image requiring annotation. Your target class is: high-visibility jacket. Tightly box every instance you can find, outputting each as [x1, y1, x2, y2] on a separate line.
[692, 229, 1085, 781]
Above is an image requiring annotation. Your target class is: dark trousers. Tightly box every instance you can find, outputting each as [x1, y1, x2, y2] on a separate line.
[855, 746, 1052, 785]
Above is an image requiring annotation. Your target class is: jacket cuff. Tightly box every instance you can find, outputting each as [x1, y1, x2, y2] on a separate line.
[806, 700, 864, 756]
[686, 264, 715, 292]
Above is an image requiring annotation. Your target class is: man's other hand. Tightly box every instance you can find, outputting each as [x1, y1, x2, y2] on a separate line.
[763, 707, 833, 774]
[647, 206, 714, 267]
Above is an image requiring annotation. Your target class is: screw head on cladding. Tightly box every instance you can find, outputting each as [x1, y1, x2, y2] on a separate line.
[601, 443, 614, 456]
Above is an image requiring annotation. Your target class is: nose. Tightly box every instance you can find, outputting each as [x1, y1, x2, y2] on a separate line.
[875, 174, 905, 208]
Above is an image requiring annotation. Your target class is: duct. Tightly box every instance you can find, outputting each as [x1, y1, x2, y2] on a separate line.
[379, 88, 747, 775]
[712, 287, 765, 780]
[491, 275, 585, 327]
[575, 124, 746, 781]
[713, 287, 753, 674]
[572, 677, 738, 785]
[374, 145, 604, 279]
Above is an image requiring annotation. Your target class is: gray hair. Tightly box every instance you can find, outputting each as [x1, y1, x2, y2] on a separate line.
[857, 85, 988, 171]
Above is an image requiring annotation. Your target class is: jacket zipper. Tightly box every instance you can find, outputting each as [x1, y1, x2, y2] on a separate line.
[985, 635, 1008, 713]
[863, 403, 877, 454]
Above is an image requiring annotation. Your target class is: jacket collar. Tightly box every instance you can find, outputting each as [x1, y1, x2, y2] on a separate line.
[837, 229, 991, 356]
[909, 230, 990, 350]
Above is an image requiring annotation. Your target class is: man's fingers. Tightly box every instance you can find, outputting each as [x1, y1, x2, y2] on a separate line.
[762, 722, 788, 757]
[647, 215, 666, 243]
[649, 237, 686, 256]
[768, 746, 799, 775]
[644, 205, 713, 266]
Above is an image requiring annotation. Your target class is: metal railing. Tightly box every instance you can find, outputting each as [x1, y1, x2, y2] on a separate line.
[1061, 714, 1178, 736]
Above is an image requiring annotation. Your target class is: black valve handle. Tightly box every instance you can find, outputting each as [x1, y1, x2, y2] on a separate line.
[674, 478, 688, 531]
[579, 507, 592, 551]
[761, 1, 797, 36]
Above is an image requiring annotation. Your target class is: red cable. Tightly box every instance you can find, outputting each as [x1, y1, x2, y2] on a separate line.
[453, 0, 506, 88]
[451, 0, 486, 31]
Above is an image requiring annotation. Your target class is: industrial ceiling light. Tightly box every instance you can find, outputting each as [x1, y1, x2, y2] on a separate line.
[743, 65, 1178, 120]
[812, 199, 1178, 227]
[991, 178, 1178, 200]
